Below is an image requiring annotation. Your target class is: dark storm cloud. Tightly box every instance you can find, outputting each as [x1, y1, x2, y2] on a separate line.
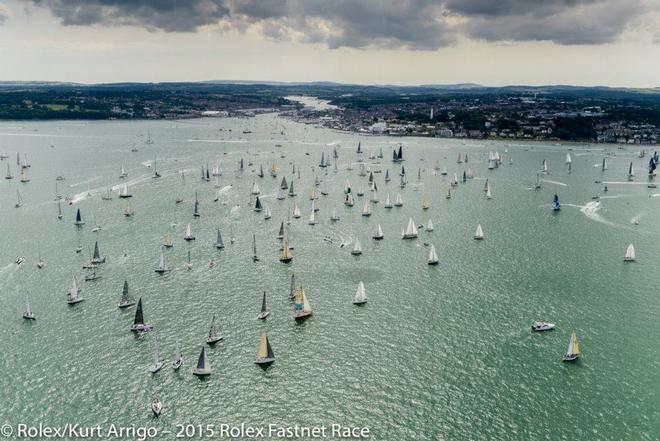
[26, 0, 655, 47]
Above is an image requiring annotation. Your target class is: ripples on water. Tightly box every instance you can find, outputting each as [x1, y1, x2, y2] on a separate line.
[0, 116, 658, 440]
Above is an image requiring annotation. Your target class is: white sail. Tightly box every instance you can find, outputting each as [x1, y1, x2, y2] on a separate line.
[251, 182, 260, 195]
[353, 282, 367, 304]
[362, 198, 371, 216]
[264, 206, 272, 220]
[474, 224, 484, 239]
[394, 193, 403, 206]
[402, 218, 418, 239]
[624, 243, 636, 261]
[565, 153, 572, 164]
[426, 219, 434, 231]
[428, 245, 439, 264]
[375, 224, 384, 238]
[308, 203, 316, 225]
[384, 194, 392, 208]
[351, 238, 362, 254]
[486, 184, 492, 199]
[330, 207, 339, 221]
[293, 203, 301, 218]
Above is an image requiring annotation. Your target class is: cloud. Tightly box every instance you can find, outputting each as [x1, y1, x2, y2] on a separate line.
[25, 0, 657, 48]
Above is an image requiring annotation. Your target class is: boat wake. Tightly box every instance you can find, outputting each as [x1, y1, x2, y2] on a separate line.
[578, 201, 618, 227]
[540, 179, 568, 187]
[217, 185, 232, 195]
[0, 263, 19, 278]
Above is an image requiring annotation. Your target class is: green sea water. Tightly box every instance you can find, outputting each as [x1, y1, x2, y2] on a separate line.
[0, 114, 658, 440]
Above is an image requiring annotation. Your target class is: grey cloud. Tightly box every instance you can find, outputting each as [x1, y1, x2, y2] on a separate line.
[26, 0, 656, 47]
[0, 3, 8, 25]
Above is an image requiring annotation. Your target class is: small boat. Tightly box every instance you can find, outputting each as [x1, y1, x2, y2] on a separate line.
[66, 276, 84, 304]
[532, 322, 555, 332]
[353, 281, 367, 305]
[162, 233, 173, 248]
[118, 184, 132, 198]
[151, 399, 163, 417]
[252, 233, 259, 262]
[279, 234, 293, 263]
[330, 207, 340, 221]
[361, 198, 371, 217]
[552, 194, 561, 211]
[628, 162, 634, 181]
[602, 158, 608, 171]
[308, 204, 317, 225]
[206, 315, 223, 344]
[446, 188, 451, 199]
[292, 203, 301, 218]
[394, 193, 403, 207]
[427, 245, 439, 265]
[185, 250, 193, 270]
[215, 229, 225, 249]
[192, 346, 212, 376]
[154, 249, 171, 273]
[344, 194, 354, 207]
[264, 206, 272, 220]
[422, 194, 430, 210]
[402, 218, 418, 239]
[119, 164, 128, 179]
[5, 163, 13, 179]
[118, 280, 136, 308]
[130, 298, 153, 332]
[15, 189, 23, 208]
[251, 182, 261, 195]
[23, 297, 35, 320]
[624, 243, 636, 262]
[351, 238, 363, 255]
[15, 257, 25, 265]
[91, 241, 106, 264]
[84, 271, 101, 281]
[74, 208, 85, 226]
[57, 200, 63, 219]
[474, 224, 484, 240]
[36, 252, 45, 268]
[254, 332, 275, 367]
[562, 331, 581, 362]
[184, 223, 195, 241]
[372, 224, 384, 240]
[254, 196, 263, 212]
[384, 194, 392, 208]
[293, 287, 313, 321]
[426, 219, 434, 232]
[193, 192, 200, 217]
[172, 339, 183, 370]
[485, 184, 492, 199]
[257, 291, 270, 320]
[147, 340, 164, 374]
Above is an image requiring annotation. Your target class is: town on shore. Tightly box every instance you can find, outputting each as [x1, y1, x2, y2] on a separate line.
[1, 81, 659, 145]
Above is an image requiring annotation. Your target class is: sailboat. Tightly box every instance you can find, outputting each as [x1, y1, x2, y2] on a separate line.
[101, 188, 112, 200]
[118, 184, 132, 198]
[485, 183, 492, 199]
[215, 229, 225, 249]
[91, 241, 106, 264]
[373, 224, 384, 240]
[74, 208, 85, 226]
[264, 206, 272, 220]
[193, 192, 200, 217]
[130, 298, 153, 332]
[279, 234, 293, 263]
[162, 233, 173, 248]
[351, 238, 363, 255]
[308, 203, 317, 225]
[251, 182, 260, 195]
[23, 297, 35, 320]
[257, 291, 270, 320]
[57, 200, 63, 219]
[394, 193, 403, 207]
[172, 339, 183, 370]
[344, 193, 355, 207]
[192, 347, 212, 376]
[534, 174, 541, 190]
[474, 224, 484, 240]
[204, 315, 223, 344]
[624, 243, 636, 262]
[293, 287, 313, 321]
[361, 198, 371, 217]
[118, 280, 136, 308]
[628, 162, 634, 181]
[270, 162, 278, 178]
[446, 188, 451, 199]
[602, 158, 608, 171]
[422, 194, 430, 210]
[384, 194, 393, 208]
[288, 180, 296, 196]
[20, 167, 29, 182]
[66, 276, 83, 304]
[292, 203, 301, 218]
[255, 332, 275, 366]
[330, 207, 340, 221]
[154, 249, 171, 273]
[542, 159, 548, 174]
[254, 196, 263, 212]
[15, 189, 23, 208]
[552, 194, 561, 211]
[146, 338, 165, 374]
[185, 249, 193, 270]
[184, 223, 195, 241]
[152, 157, 161, 179]
[426, 219, 434, 231]
[5, 163, 13, 179]
[252, 234, 259, 262]
[119, 163, 128, 179]
[402, 218, 418, 239]
[427, 245, 439, 265]
[562, 331, 581, 362]
[565, 152, 572, 164]
[36, 251, 45, 269]
[353, 282, 367, 305]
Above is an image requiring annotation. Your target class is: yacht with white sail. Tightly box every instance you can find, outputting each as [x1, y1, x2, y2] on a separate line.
[351, 238, 363, 255]
[373, 224, 384, 240]
[23, 297, 35, 320]
[147, 339, 164, 374]
[427, 245, 439, 265]
[474, 224, 484, 240]
[624, 243, 636, 262]
[184, 223, 195, 241]
[66, 276, 83, 304]
[154, 249, 171, 273]
[206, 315, 223, 344]
[562, 331, 581, 362]
[172, 339, 183, 370]
[118, 280, 136, 308]
[255, 332, 275, 367]
[257, 291, 270, 320]
[402, 218, 418, 239]
[353, 282, 367, 305]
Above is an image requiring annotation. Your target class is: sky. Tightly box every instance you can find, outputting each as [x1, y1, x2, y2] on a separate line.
[0, 0, 659, 87]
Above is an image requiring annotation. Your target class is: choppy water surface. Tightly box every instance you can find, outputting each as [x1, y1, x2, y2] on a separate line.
[1, 115, 658, 440]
